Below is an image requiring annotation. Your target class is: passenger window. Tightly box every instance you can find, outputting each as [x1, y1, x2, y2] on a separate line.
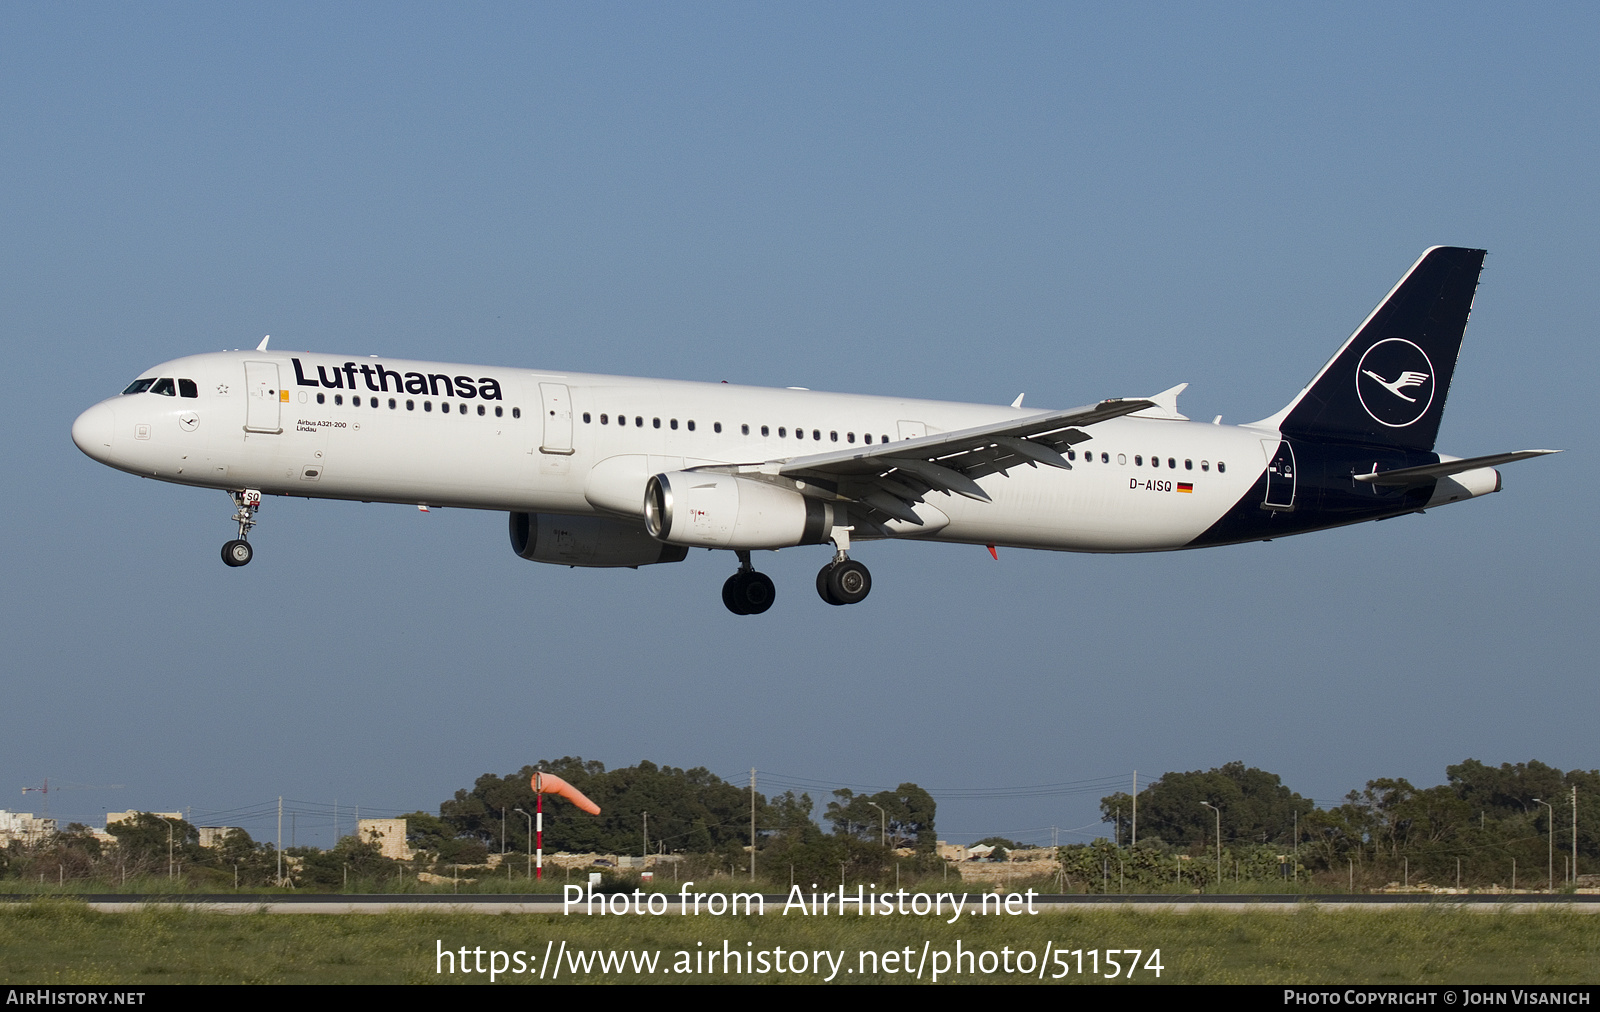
[1101, 452, 1110, 463]
[390, 398, 397, 409]
[1200, 460, 1209, 471]
[1184, 459, 1192, 470]
[1217, 461, 1226, 473]
[477, 404, 485, 416]
[335, 394, 344, 406]
[513, 407, 521, 419]
[864, 433, 872, 444]
[653, 418, 661, 429]
[1067, 449, 1075, 460]
[496, 406, 504, 417]
[847, 432, 855, 443]
[151, 378, 176, 396]
[830, 431, 838, 442]
[669, 418, 678, 430]
[741, 424, 749, 435]
[583, 412, 591, 423]
[407, 400, 415, 411]
[688, 420, 696, 431]
[778, 427, 787, 437]
[317, 393, 326, 405]
[634, 416, 642, 427]
[122, 378, 156, 395]
[1134, 455, 1143, 466]
[459, 403, 466, 414]
[761, 426, 770, 437]
[600, 414, 608, 424]
[1118, 454, 1127, 465]
[179, 379, 198, 398]
[1168, 457, 1176, 469]
[352, 397, 360, 408]
[812, 429, 821, 440]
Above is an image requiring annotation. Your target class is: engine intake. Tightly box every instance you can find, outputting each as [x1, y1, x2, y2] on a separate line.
[644, 471, 837, 549]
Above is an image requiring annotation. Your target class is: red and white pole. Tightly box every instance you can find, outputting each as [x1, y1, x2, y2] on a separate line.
[535, 773, 544, 880]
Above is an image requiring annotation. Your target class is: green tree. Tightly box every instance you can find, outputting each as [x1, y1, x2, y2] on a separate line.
[825, 784, 936, 851]
[1100, 762, 1313, 849]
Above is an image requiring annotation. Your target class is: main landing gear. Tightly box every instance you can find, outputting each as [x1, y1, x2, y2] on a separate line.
[816, 526, 871, 606]
[720, 530, 873, 615]
[722, 550, 776, 615]
[221, 489, 261, 568]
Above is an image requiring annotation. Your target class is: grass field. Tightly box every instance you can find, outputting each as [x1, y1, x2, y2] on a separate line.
[2, 901, 1598, 984]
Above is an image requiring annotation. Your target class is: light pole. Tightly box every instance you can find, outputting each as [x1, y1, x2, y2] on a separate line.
[1200, 802, 1221, 891]
[1534, 799, 1555, 891]
[514, 808, 532, 882]
[867, 802, 886, 848]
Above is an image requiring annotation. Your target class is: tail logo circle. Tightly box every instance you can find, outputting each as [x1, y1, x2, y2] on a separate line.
[1356, 338, 1434, 428]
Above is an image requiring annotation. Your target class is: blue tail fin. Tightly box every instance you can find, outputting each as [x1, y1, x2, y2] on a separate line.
[1275, 246, 1486, 452]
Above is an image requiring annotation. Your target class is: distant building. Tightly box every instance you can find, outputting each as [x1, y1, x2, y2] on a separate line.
[198, 827, 246, 849]
[105, 811, 183, 828]
[358, 818, 412, 861]
[0, 811, 57, 845]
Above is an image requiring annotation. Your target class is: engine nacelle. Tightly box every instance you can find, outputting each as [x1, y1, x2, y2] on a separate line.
[509, 512, 688, 568]
[643, 471, 838, 549]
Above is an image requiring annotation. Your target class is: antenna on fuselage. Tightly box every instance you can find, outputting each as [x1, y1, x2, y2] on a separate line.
[256, 335, 270, 351]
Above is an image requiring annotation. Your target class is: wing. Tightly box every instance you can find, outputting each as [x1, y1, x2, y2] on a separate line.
[707, 396, 1157, 529]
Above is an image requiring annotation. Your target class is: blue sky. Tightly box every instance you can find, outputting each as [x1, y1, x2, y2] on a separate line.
[2, 4, 1594, 849]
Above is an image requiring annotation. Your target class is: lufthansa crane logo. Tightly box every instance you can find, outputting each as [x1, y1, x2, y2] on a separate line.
[1355, 338, 1435, 427]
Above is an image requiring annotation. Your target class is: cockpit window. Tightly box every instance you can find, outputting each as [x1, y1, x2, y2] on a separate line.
[150, 378, 176, 396]
[122, 378, 156, 395]
[178, 379, 198, 398]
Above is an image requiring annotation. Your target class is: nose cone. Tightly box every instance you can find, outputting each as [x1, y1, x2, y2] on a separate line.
[72, 401, 117, 463]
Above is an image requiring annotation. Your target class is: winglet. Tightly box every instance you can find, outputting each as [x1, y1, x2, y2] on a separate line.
[1130, 383, 1189, 420]
[1011, 393, 1025, 408]
[256, 335, 271, 351]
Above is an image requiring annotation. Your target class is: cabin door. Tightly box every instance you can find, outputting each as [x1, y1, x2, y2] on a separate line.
[539, 383, 574, 455]
[244, 361, 283, 434]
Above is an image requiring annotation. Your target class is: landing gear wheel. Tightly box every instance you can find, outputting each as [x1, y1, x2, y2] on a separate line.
[221, 539, 253, 567]
[816, 563, 844, 606]
[826, 559, 871, 605]
[722, 571, 776, 615]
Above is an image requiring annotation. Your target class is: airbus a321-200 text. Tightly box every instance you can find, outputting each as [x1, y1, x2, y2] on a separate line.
[73, 247, 1555, 614]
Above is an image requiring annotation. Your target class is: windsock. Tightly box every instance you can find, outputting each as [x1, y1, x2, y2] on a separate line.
[531, 772, 601, 815]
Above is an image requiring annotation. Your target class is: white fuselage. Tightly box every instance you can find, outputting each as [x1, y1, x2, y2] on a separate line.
[73, 350, 1283, 553]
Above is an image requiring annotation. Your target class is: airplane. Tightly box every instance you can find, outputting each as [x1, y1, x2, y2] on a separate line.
[72, 246, 1555, 615]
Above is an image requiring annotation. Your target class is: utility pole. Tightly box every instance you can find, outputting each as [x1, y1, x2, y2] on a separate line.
[1132, 771, 1137, 848]
[276, 796, 283, 886]
[1535, 799, 1554, 891]
[1201, 802, 1221, 891]
[1574, 786, 1580, 886]
[749, 769, 757, 881]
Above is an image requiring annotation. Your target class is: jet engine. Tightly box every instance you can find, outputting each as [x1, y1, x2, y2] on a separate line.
[643, 471, 839, 549]
[509, 512, 688, 568]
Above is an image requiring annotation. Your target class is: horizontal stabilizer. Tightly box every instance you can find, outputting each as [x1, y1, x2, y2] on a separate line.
[1353, 449, 1560, 487]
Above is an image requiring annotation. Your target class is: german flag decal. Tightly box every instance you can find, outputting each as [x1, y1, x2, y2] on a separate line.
[1177, 482, 1193, 493]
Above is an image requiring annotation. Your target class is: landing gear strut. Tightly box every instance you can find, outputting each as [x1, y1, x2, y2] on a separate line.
[221, 489, 261, 568]
[816, 527, 871, 606]
[722, 550, 775, 615]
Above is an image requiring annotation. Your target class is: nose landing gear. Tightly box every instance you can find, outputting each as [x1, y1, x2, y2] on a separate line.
[816, 527, 871, 606]
[221, 489, 261, 568]
[722, 550, 776, 615]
